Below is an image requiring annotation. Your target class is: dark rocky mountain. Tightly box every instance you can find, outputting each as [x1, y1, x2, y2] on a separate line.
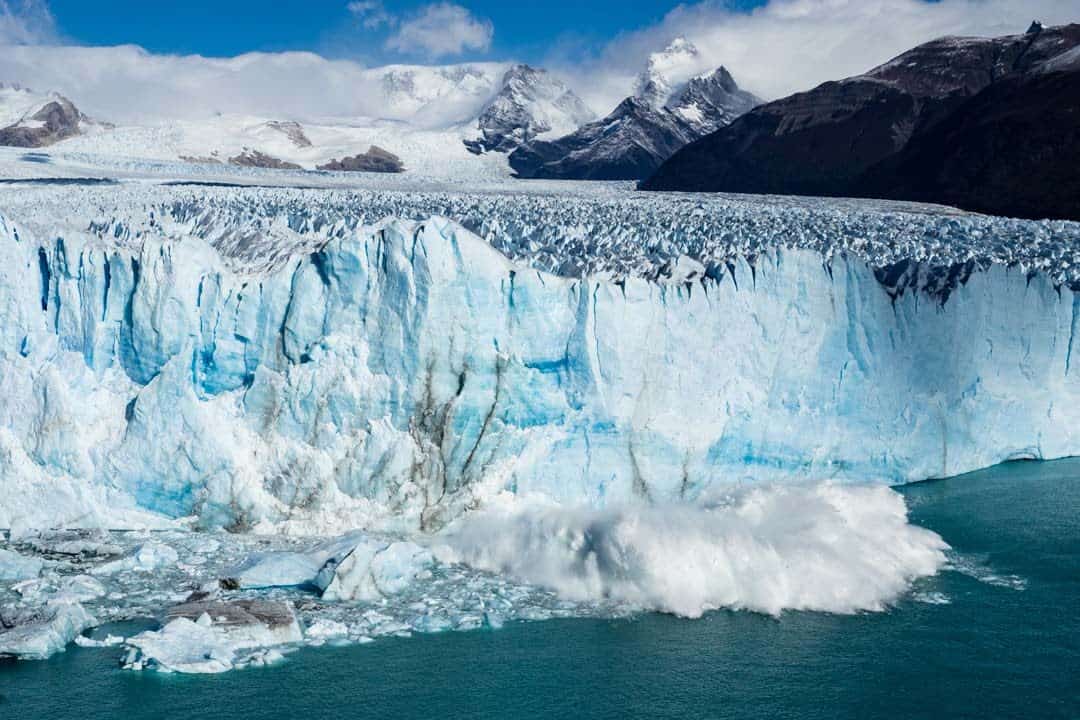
[508, 96, 700, 180]
[667, 67, 759, 135]
[464, 64, 594, 155]
[228, 149, 302, 171]
[317, 146, 404, 173]
[641, 23, 1080, 221]
[0, 95, 84, 148]
[509, 63, 760, 181]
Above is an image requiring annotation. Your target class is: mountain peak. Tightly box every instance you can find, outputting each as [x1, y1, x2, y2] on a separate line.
[635, 37, 704, 109]
[465, 64, 594, 154]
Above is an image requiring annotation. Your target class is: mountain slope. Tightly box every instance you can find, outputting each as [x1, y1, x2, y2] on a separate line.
[509, 40, 759, 181]
[641, 23, 1080, 220]
[0, 86, 89, 148]
[506, 96, 700, 181]
[862, 63, 1080, 220]
[464, 64, 594, 154]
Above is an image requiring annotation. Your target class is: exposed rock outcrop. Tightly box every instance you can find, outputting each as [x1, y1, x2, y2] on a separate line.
[228, 149, 303, 171]
[0, 95, 85, 148]
[317, 146, 404, 173]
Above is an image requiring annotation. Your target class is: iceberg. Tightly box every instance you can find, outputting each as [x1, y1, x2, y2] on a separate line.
[322, 539, 434, 602]
[226, 531, 368, 590]
[0, 602, 94, 660]
[0, 190, 1078, 535]
[123, 600, 302, 674]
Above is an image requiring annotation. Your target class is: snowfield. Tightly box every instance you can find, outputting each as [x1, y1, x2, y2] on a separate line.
[0, 163, 1076, 668]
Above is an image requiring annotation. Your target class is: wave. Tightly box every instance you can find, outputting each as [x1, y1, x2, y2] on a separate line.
[435, 483, 949, 617]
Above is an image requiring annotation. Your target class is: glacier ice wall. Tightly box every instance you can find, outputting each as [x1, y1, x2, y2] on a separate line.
[1, 209, 1078, 532]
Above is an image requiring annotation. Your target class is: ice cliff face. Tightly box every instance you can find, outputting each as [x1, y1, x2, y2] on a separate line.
[2, 194, 1079, 535]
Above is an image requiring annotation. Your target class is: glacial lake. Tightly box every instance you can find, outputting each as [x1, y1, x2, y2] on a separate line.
[3, 458, 1078, 720]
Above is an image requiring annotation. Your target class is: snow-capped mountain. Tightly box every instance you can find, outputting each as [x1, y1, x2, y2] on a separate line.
[0, 51, 514, 178]
[634, 37, 707, 109]
[0, 85, 93, 148]
[509, 39, 760, 180]
[464, 64, 595, 154]
[373, 63, 507, 128]
[668, 67, 760, 136]
[0, 41, 754, 182]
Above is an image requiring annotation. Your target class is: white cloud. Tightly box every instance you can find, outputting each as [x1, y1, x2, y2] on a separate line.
[0, 43, 508, 127]
[0, 0, 56, 45]
[386, 3, 493, 59]
[347, 0, 393, 30]
[556, 0, 1080, 114]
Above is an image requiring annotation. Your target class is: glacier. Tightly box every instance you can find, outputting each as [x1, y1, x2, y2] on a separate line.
[1, 186, 1079, 534]
[0, 180, 1077, 665]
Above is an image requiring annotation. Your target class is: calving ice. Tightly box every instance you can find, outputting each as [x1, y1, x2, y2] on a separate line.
[1, 185, 1079, 535]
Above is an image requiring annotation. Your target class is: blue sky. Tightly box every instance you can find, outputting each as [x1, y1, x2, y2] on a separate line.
[46, 0, 765, 62]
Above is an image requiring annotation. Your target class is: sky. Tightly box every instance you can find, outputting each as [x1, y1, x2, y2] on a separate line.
[1, 0, 1078, 122]
[40, 0, 765, 63]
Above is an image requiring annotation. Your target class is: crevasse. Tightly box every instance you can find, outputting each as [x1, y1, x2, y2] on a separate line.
[1, 211, 1077, 533]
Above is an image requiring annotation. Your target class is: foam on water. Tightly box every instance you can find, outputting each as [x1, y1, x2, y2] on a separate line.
[435, 483, 949, 617]
[0, 483, 952, 669]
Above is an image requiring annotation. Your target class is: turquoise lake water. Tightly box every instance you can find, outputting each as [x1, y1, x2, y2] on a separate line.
[2, 459, 1078, 719]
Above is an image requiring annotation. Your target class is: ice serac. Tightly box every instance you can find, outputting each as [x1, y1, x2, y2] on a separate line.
[1, 209, 1079, 533]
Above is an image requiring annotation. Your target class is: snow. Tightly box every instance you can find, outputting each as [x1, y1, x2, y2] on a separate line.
[49, 115, 513, 179]
[635, 38, 710, 108]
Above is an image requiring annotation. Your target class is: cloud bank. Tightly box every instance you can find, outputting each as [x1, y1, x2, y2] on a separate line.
[562, 0, 1080, 112]
[0, 0, 1076, 124]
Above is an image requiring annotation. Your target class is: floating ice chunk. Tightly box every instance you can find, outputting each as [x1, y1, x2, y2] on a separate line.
[124, 599, 302, 674]
[438, 484, 949, 617]
[226, 531, 369, 590]
[0, 547, 43, 581]
[91, 542, 179, 575]
[53, 574, 107, 603]
[74, 633, 125, 647]
[12, 574, 106, 604]
[0, 602, 94, 659]
[304, 618, 349, 643]
[409, 613, 452, 633]
[322, 540, 434, 602]
[228, 552, 325, 590]
[123, 617, 236, 674]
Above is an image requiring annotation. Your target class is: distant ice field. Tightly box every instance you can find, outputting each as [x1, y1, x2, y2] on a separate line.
[1, 147, 1078, 290]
